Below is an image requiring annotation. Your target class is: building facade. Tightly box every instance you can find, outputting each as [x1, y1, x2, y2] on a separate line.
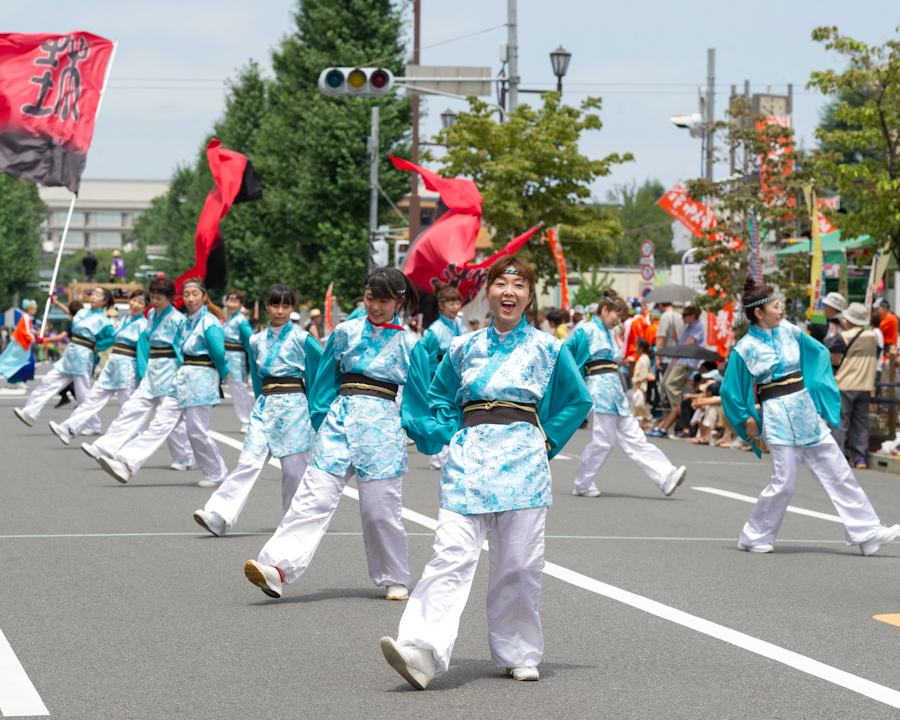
[39, 180, 169, 253]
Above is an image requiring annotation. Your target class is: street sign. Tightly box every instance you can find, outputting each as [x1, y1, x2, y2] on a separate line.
[402, 66, 492, 96]
[640, 264, 655, 281]
[639, 240, 655, 258]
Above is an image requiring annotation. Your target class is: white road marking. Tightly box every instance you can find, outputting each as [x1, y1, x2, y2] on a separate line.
[551, 454, 572, 461]
[0, 627, 49, 716]
[207, 429, 900, 707]
[0, 388, 26, 396]
[692, 486, 844, 523]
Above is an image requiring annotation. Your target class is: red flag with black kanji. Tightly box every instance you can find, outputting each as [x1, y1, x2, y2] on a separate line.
[175, 138, 263, 297]
[0, 32, 114, 193]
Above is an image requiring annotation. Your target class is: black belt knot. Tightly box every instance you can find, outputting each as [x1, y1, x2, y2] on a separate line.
[339, 372, 398, 401]
[70, 335, 95, 351]
[757, 371, 804, 404]
[149, 346, 177, 359]
[224, 341, 245, 353]
[262, 376, 305, 396]
[461, 399, 544, 439]
[111, 342, 137, 357]
[585, 360, 618, 376]
[182, 354, 214, 368]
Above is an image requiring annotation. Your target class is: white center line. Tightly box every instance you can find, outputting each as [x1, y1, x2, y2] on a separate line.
[692, 486, 843, 523]
[207, 430, 900, 708]
[0, 627, 48, 716]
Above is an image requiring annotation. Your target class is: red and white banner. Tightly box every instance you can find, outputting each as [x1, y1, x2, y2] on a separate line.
[0, 32, 114, 193]
[757, 116, 792, 207]
[546, 226, 571, 311]
[391, 155, 540, 303]
[657, 183, 742, 250]
[324, 282, 334, 335]
[816, 196, 839, 235]
[706, 302, 734, 358]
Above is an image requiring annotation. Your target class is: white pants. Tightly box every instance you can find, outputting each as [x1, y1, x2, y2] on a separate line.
[204, 448, 311, 533]
[428, 445, 450, 470]
[397, 506, 547, 674]
[23, 367, 102, 433]
[740, 434, 883, 547]
[230, 380, 253, 427]
[94, 394, 193, 466]
[115, 398, 228, 483]
[258, 466, 410, 587]
[574, 411, 676, 495]
[60, 381, 134, 436]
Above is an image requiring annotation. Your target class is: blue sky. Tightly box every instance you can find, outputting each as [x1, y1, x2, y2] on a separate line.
[7, 0, 897, 200]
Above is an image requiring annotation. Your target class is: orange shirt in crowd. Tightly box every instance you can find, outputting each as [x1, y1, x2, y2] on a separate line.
[624, 313, 648, 361]
[881, 312, 899, 352]
[645, 320, 659, 347]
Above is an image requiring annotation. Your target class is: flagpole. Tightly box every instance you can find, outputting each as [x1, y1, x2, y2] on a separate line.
[38, 40, 119, 340]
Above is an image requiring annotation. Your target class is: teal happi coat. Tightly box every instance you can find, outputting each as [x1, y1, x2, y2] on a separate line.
[95, 313, 148, 391]
[563, 315, 630, 417]
[223, 311, 253, 382]
[56, 307, 115, 377]
[171, 306, 228, 408]
[135, 305, 186, 399]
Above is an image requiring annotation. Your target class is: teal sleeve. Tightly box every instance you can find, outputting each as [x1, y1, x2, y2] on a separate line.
[248, 344, 262, 398]
[94, 323, 116, 353]
[419, 331, 441, 377]
[720, 352, 762, 459]
[401, 342, 445, 455]
[173, 322, 184, 365]
[405, 351, 463, 452]
[800, 331, 841, 428]
[204, 324, 229, 381]
[136, 330, 150, 380]
[537, 348, 593, 459]
[241, 320, 255, 390]
[303, 334, 324, 403]
[309, 334, 340, 431]
[562, 327, 590, 380]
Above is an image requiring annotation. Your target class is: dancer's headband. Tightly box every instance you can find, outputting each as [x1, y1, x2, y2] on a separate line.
[741, 295, 776, 311]
[183, 282, 205, 293]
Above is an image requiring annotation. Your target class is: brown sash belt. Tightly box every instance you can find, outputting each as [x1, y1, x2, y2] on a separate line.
[758, 371, 804, 404]
[224, 341, 245, 353]
[182, 354, 214, 368]
[585, 360, 619, 376]
[111, 342, 137, 357]
[262, 376, 305, 396]
[149, 347, 177, 359]
[70, 335, 95, 351]
[339, 372, 398, 401]
[461, 400, 544, 438]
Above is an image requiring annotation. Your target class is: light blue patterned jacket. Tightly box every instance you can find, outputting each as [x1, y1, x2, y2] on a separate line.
[95, 313, 148, 391]
[223, 311, 253, 382]
[563, 316, 630, 417]
[55, 308, 115, 377]
[405, 317, 592, 515]
[243, 323, 323, 459]
[135, 305, 186, 399]
[420, 314, 463, 376]
[171, 306, 228, 408]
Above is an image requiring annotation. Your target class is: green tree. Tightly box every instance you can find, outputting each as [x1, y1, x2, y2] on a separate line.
[437, 93, 632, 283]
[606, 180, 680, 267]
[0, 175, 45, 310]
[808, 26, 900, 259]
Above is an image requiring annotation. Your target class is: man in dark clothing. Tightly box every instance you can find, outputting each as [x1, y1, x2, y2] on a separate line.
[82, 251, 98, 282]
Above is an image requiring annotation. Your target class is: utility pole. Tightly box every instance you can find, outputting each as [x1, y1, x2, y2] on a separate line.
[507, 0, 518, 113]
[408, 0, 421, 243]
[706, 48, 715, 180]
[743, 79, 750, 173]
[369, 106, 380, 271]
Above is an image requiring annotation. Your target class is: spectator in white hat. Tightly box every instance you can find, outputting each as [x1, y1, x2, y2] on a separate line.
[818, 291, 846, 342]
[572, 304, 588, 330]
[824, 302, 878, 469]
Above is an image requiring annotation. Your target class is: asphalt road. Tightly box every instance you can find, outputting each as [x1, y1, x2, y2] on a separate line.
[2, 375, 900, 719]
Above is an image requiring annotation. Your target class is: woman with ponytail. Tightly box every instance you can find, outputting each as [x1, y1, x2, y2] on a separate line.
[15, 287, 115, 431]
[97, 278, 230, 488]
[420, 281, 465, 469]
[563, 288, 686, 498]
[243, 267, 434, 604]
[720, 276, 898, 555]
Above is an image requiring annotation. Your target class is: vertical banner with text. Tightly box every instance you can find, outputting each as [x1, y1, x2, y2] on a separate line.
[547, 226, 571, 311]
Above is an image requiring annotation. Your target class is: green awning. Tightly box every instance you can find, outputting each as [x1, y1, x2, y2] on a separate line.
[774, 230, 875, 261]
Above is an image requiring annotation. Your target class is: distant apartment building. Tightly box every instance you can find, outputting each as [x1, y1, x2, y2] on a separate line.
[38, 179, 170, 253]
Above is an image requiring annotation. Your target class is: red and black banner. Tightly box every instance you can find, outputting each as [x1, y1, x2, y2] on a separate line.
[0, 32, 114, 193]
[175, 138, 263, 296]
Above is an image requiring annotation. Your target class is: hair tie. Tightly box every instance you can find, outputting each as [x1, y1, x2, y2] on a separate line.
[740, 294, 776, 311]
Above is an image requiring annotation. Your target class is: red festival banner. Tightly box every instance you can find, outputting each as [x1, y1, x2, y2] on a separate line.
[546, 226, 571, 311]
[390, 155, 540, 303]
[0, 32, 114, 193]
[324, 282, 334, 335]
[706, 302, 734, 357]
[657, 183, 743, 250]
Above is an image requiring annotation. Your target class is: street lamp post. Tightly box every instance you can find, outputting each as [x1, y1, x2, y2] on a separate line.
[550, 46, 571, 95]
[440, 108, 457, 130]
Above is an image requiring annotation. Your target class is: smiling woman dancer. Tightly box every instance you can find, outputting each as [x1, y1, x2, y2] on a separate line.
[97, 278, 229, 487]
[14, 287, 115, 430]
[380, 256, 592, 690]
[49, 290, 150, 445]
[721, 276, 898, 555]
[564, 288, 686, 498]
[242, 267, 433, 602]
[223, 289, 254, 433]
[419, 281, 464, 470]
[193, 285, 323, 537]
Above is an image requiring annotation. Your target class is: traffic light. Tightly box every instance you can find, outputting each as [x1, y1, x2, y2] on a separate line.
[318, 67, 394, 98]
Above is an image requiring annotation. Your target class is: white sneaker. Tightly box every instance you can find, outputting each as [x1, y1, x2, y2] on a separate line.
[98, 456, 132, 484]
[49, 421, 73, 446]
[81, 442, 105, 460]
[427, 457, 443, 470]
[193, 510, 226, 537]
[573, 487, 601, 498]
[80, 429, 100, 436]
[662, 465, 687, 496]
[197, 479, 221, 488]
[244, 560, 283, 598]
[506, 667, 540, 681]
[386, 584, 409, 600]
[13, 407, 34, 427]
[169, 461, 194, 471]
[738, 541, 774, 553]
[380, 637, 435, 690]
[859, 524, 900, 556]
[240, 425, 248, 434]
